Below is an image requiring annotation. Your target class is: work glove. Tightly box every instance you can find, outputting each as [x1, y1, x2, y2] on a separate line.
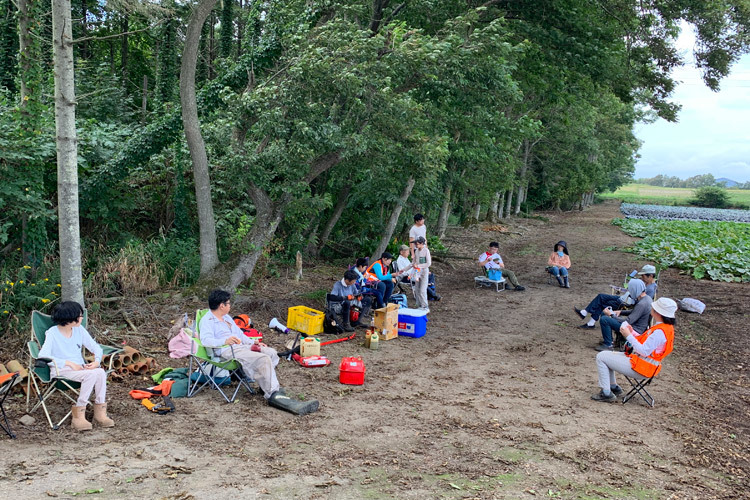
[347, 294, 354, 300]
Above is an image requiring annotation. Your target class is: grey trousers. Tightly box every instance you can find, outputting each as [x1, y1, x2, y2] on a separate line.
[596, 351, 645, 393]
[222, 345, 280, 399]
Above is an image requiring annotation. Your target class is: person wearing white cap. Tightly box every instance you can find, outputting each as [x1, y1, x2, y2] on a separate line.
[591, 297, 677, 402]
[574, 264, 658, 328]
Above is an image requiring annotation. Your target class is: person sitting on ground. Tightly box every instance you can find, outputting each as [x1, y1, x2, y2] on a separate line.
[352, 257, 384, 310]
[329, 269, 364, 332]
[594, 278, 653, 352]
[478, 241, 525, 291]
[38, 301, 114, 431]
[574, 264, 659, 329]
[591, 297, 677, 402]
[399, 236, 433, 311]
[547, 240, 571, 288]
[199, 289, 318, 415]
[365, 252, 403, 304]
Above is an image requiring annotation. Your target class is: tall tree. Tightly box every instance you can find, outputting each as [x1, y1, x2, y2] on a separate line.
[52, 0, 84, 304]
[180, 0, 220, 275]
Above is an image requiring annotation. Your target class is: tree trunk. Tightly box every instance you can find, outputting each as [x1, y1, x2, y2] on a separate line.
[436, 183, 451, 239]
[17, 0, 31, 104]
[121, 14, 129, 87]
[141, 75, 148, 122]
[515, 139, 531, 215]
[504, 189, 513, 218]
[315, 184, 351, 255]
[488, 191, 500, 222]
[52, 0, 84, 305]
[472, 202, 481, 220]
[497, 192, 505, 219]
[181, 0, 221, 275]
[227, 187, 286, 290]
[371, 177, 415, 262]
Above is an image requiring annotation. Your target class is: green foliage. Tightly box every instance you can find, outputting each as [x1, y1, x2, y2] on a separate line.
[1, 261, 61, 335]
[690, 186, 729, 208]
[600, 183, 750, 207]
[613, 218, 750, 282]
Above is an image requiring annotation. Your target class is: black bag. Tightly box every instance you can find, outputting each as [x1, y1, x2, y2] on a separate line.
[324, 302, 345, 334]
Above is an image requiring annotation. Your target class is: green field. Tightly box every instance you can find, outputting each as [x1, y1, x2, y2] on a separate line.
[599, 183, 750, 206]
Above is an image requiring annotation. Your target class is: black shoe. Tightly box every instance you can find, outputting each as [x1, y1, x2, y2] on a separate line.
[433, 295, 441, 301]
[578, 324, 596, 329]
[343, 324, 355, 332]
[564, 277, 570, 288]
[514, 285, 525, 291]
[594, 344, 614, 352]
[611, 385, 623, 396]
[591, 390, 616, 402]
[574, 306, 586, 319]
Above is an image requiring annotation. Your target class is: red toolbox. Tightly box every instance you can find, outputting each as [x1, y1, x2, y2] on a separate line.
[339, 357, 366, 385]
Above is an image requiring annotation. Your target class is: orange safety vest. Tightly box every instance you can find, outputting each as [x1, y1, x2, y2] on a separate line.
[628, 323, 674, 377]
[365, 260, 387, 282]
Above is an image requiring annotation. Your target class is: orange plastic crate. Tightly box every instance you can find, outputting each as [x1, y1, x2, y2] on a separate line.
[287, 306, 325, 335]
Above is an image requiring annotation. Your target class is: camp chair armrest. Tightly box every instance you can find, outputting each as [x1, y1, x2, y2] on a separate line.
[34, 357, 52, 368]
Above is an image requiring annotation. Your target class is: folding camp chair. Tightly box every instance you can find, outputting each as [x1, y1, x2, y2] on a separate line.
[188, 309, 255, 403]
[26, 310, 122, 429]
[475, 267, 506, 292]
[1, 372, 20, 438]
[622, 375, 657, 407]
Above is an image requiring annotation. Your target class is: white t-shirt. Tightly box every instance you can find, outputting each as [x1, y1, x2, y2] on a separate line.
[396, 255, 414, 278]
[409, 224, 426, 245]
[479, 251, 503, 270]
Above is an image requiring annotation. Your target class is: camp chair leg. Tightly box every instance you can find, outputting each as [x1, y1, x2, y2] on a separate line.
[1, 373, 19, 438]
[622, 375, 655, 407]
[28, 377, 84, 429]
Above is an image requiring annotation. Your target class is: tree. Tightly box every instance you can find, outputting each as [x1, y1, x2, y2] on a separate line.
[52, 0, 84, 304]
[180, 0, 220, 275]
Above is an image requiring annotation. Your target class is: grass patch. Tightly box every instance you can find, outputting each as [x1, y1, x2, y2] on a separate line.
[600, 183, 750, 207]
[299, 289, 327, 301]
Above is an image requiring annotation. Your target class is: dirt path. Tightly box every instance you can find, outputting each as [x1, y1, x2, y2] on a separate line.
[1, 201, 747, 499]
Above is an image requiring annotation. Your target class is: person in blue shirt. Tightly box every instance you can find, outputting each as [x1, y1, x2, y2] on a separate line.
[364, 252, 403, 304]
[38, 301, 114, 431]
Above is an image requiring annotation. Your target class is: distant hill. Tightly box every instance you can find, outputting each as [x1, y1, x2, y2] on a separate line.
[717, 177, 739, 187]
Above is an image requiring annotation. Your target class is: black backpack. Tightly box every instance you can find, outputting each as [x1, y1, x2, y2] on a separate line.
[324, 302, 345, 334]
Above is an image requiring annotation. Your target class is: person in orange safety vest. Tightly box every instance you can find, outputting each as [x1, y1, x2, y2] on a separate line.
[364, 252, 403, 304]
[591, 297, 677, 402]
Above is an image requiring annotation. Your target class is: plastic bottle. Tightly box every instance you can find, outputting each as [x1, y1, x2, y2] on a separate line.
[364, 330, 372, 348]
[370, 331, 379, 350]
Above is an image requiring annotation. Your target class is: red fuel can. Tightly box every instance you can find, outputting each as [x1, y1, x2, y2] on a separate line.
[339, 357, 366, 385]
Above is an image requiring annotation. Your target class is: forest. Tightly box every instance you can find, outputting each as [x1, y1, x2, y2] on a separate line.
[2, 0, 750, 329]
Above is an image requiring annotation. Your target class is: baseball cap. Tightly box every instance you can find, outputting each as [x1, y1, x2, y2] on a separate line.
[637, 264, 656, 275]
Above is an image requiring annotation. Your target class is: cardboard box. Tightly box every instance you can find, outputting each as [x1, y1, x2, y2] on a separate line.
[374, 303, 399, 340]
[300, 337, 321, 357]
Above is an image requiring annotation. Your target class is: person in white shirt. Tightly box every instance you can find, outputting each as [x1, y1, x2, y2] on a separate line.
[396, 245, 414, 280]
[400, 237, 432, 311]
[409, 213, 426, 260]
[477, 242, 525, 291]
[199, 289, 319, 415]
[38, 301, 114, 431]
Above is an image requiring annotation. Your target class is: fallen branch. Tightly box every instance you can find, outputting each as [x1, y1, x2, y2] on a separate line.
[118, 309, 138, 332]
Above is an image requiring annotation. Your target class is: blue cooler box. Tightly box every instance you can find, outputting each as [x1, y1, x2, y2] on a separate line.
[397, 308, 428, 338]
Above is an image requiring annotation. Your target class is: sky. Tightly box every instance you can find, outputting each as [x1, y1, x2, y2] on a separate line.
[634, 25, 750, 183]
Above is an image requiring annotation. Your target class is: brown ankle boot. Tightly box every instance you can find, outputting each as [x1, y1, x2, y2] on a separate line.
[93, 403, 115, 428]
[71, 405, 92, 431]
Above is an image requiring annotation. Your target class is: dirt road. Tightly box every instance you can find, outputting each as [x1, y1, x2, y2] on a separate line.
[1, 201, 747, 499]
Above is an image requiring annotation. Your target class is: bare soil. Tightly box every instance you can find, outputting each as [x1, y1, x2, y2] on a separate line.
[1, 201, 747, 499]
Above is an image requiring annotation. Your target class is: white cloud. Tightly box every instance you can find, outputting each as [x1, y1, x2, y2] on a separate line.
[634, 23, 750, 182]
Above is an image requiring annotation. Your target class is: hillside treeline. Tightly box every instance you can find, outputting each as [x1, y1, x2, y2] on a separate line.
[1, 0, 749, 303]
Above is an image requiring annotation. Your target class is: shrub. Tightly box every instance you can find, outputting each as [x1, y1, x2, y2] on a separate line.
[690, 186, 729, 208]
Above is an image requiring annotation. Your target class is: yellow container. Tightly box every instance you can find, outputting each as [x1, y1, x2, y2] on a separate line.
[300, 337, 321, 357]
[287, 306, 325, 335]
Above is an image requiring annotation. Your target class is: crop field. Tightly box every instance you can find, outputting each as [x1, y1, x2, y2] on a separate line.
[600, 183, 750, 206]
[613, 217, 750, 282]
[620, 203, 750, 223]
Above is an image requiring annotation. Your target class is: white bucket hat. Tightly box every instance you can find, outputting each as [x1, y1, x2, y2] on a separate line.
[652, 297, 677, 318]
[638, 264, 657, 275]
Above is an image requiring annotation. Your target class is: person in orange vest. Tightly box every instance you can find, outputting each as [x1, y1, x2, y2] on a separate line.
[591, 297, 677, 402]
[364, 252, 404, 304]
